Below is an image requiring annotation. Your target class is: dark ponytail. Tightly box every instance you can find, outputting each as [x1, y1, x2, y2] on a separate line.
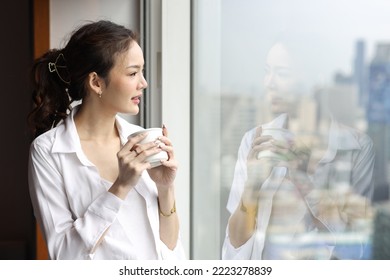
[28, 20, 138, 138]
[28, 49, 72, 138]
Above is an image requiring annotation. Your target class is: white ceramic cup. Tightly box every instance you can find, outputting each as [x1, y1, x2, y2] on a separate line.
[257, 127, 293, 160]
[128, 128, 169, 168]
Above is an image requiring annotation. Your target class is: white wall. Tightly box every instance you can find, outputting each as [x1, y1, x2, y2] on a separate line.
[50, 0, 140, 48]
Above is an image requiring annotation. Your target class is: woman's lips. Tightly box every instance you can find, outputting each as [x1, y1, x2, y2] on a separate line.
[131, 95, 141, 104]
[271, 98, 284, 105]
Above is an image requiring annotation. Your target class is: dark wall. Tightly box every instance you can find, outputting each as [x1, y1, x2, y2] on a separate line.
[0, 0, 35, 259]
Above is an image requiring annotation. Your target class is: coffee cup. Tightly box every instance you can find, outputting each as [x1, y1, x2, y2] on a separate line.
[257, 127, 293, 161]
[128, 128, 168, 168]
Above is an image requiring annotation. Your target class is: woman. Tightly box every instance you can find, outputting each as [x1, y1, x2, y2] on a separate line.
[28, 20, 185, 260]
[222, 38, 374, 260]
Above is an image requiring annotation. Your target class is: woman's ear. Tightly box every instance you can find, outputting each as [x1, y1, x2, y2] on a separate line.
[87, 72, 104, 98]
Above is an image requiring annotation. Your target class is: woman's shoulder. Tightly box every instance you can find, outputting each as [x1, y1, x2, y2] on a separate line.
[336, 122, 373, 149]
[30, 125, 60, 151]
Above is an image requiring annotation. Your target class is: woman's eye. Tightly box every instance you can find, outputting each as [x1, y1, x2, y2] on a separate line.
[129, 72, 137, 77]
[277, 69, 291, 78]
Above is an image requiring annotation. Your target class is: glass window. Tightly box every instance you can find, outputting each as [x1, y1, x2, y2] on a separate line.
[192, 0, 390, 260]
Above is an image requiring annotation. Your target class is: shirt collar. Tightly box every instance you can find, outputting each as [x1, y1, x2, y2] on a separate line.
[319, 118, 361, 163]
[51, 105, 134, 166]
[51, 106, 81, 154]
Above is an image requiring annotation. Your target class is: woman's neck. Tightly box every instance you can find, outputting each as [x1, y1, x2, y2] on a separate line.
[74, 104, 119, 143]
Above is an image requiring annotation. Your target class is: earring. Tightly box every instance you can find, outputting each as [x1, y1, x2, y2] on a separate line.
[98, 91, 102, 98]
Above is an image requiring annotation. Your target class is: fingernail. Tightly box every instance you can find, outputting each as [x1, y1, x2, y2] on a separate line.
[162, 124, 167, 136]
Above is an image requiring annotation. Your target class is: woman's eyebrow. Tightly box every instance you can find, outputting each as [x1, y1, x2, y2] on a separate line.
[126, 63, 144, 69]
[126, 65, 141, 69]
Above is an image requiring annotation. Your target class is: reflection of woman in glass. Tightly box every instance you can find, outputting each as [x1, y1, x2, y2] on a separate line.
[222, 37, 375, 260]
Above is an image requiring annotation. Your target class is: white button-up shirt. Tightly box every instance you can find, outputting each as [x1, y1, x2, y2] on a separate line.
[28, 106, 186, 260]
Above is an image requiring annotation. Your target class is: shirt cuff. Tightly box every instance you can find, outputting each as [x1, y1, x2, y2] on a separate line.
[89, 191, 123, 221]
[222, 233, 257, 260]
[159, 238, 186, 260]
[74, 192, 123, 253]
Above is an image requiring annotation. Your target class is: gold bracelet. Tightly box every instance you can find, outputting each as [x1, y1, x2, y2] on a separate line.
[240, 199, 258, 215]
[158, 199, 176, 217]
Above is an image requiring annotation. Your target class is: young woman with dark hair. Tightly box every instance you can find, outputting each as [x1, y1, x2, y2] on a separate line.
[28, 20, 185, 260]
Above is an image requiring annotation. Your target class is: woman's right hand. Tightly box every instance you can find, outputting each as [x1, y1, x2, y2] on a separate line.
[245, 126, 276, 191]
[239, 126, 277, 211]
[110, 131, 162, 198]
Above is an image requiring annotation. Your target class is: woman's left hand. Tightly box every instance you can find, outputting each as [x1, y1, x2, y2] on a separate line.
[147, 125, 178, 191]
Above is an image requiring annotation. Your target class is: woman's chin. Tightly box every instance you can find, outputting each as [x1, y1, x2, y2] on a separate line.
[120, 106, 139, 116]
[270, 105, 288, 115]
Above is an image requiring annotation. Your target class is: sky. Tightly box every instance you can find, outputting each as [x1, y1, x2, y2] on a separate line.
[217, 0, 390, 94]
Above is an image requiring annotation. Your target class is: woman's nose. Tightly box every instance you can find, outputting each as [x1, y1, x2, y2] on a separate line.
[264, 73, 276, 89]
[139, 76, 148, 90]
